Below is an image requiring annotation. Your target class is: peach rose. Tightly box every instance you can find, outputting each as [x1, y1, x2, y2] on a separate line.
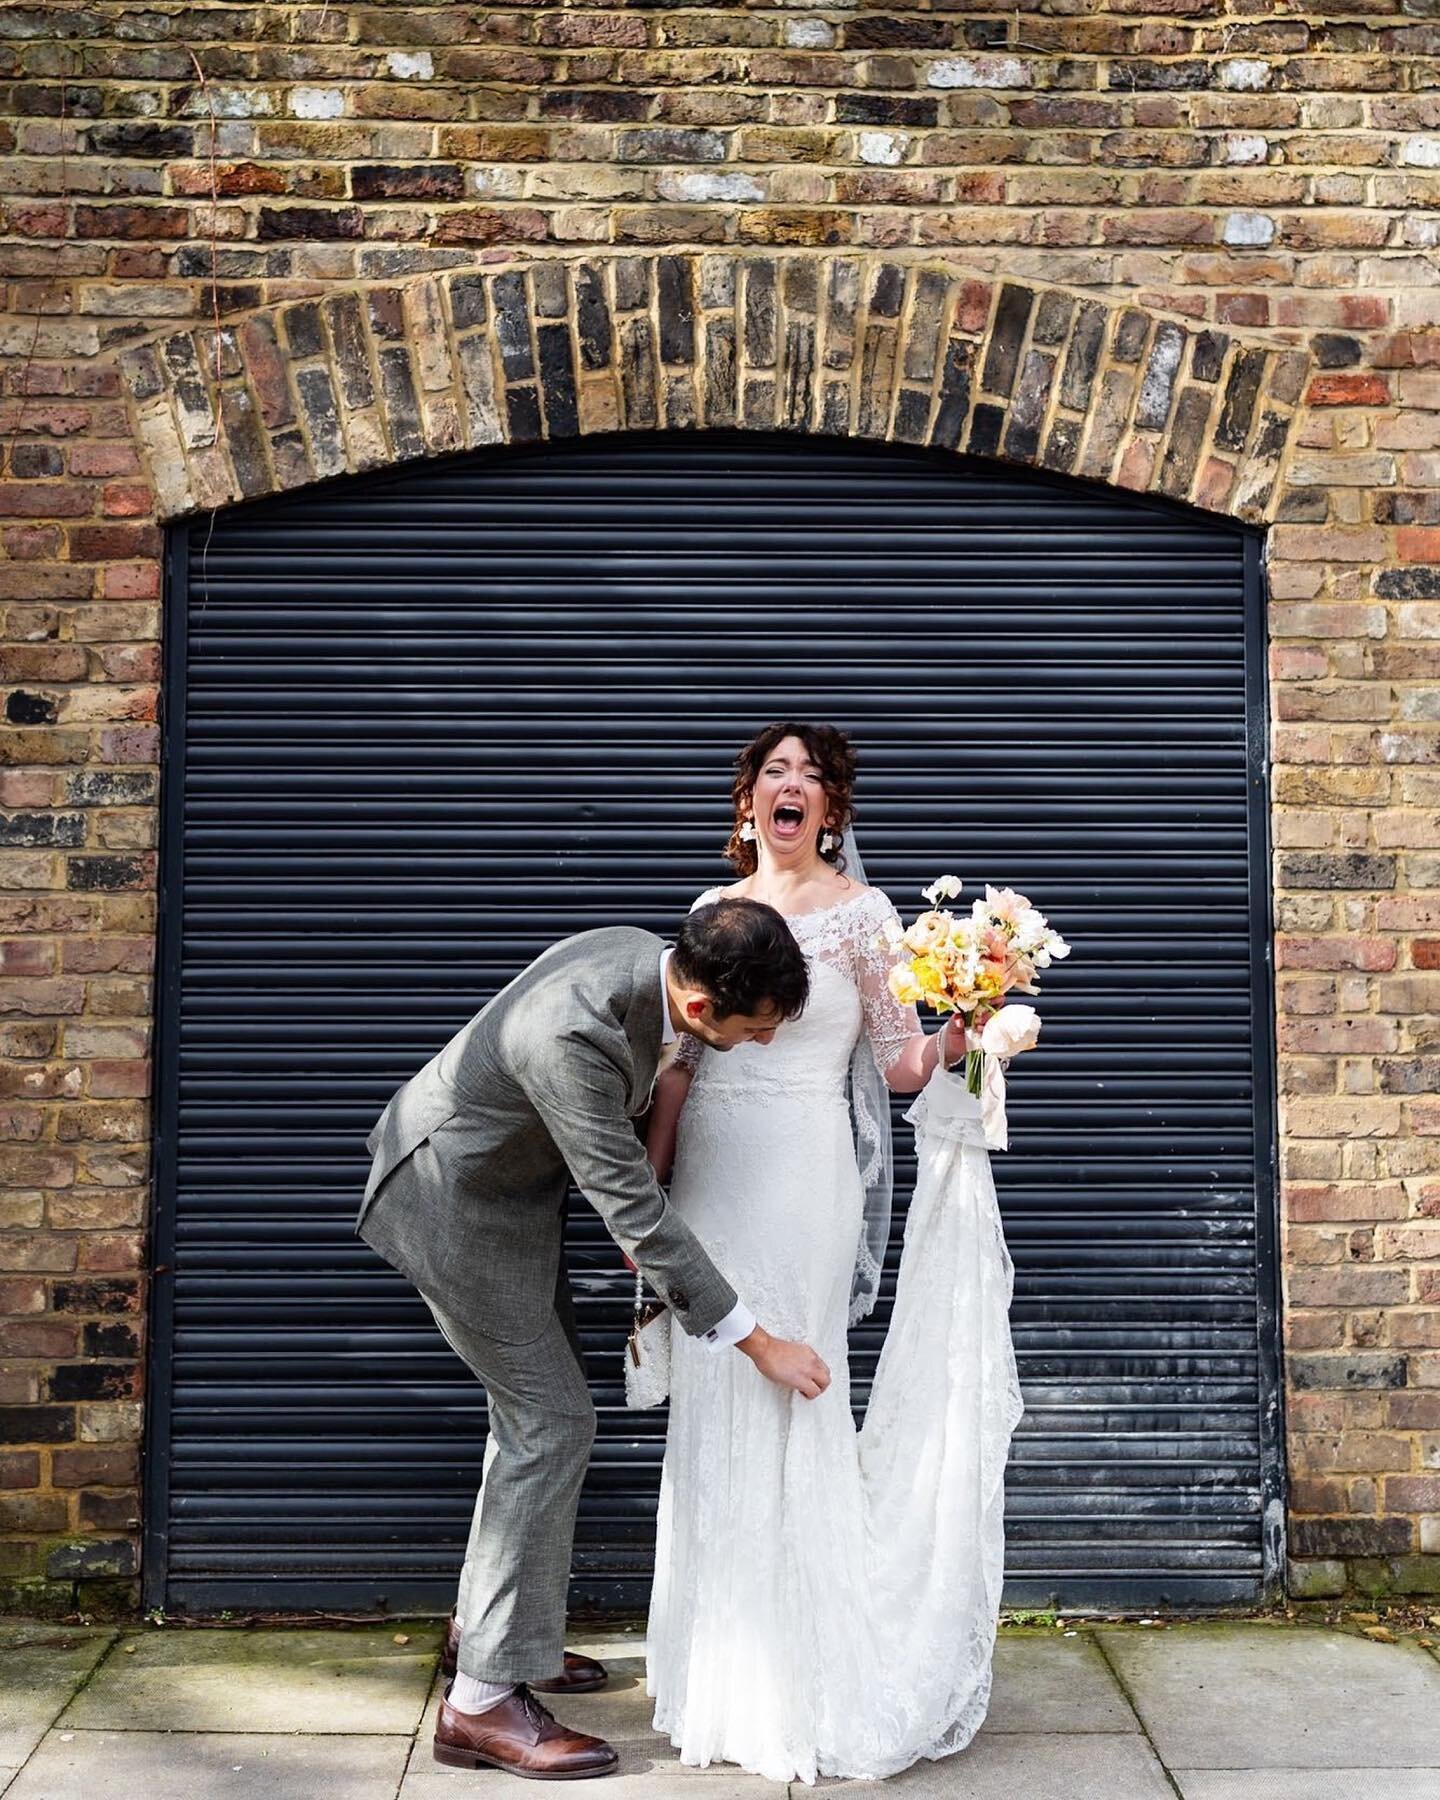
[902, 910, 949, 954]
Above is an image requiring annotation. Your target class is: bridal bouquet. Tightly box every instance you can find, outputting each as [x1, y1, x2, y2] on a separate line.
[880, 875, 1070, 1147]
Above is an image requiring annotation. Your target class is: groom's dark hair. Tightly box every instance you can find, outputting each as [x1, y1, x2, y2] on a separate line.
[672, 898, 809, 1022]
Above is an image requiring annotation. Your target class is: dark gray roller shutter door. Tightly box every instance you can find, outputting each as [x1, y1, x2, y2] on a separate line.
[149, 431, 1279, 1615]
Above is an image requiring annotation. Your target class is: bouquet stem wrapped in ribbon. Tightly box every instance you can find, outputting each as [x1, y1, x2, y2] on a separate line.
[880, 876, 1070, 1150]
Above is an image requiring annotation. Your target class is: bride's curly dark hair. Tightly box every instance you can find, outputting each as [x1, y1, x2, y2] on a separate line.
[725, 721, 859, 877]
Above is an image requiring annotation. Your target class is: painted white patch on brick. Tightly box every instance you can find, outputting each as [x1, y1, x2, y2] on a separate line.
[784, 20, 834, 49]
[1218, 60, 1271, 91]
[189, 86, 274, 118]
[858, 131, 907, 167]
[658, 170, 767, 203]
[386, 50, 435, 81]
[1400, 135, 1440, 167]
[926, 56, 1030, 90]
[1223, 134, 1268, 166]
[1402, 214, 1440, 248]
[468, 167, 525, 199]
[291, 86, 344, 120]
[1223, 210, 1276, 247]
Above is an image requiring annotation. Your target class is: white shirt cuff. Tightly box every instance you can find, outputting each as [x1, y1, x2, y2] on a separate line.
[701, 1300, 756, 1353]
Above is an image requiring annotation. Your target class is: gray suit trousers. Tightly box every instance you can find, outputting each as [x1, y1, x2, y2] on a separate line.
[421, 1186, 595, 1679]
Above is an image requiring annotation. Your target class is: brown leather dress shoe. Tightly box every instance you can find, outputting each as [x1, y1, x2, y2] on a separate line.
[440, 1615, 608, 1695]
[433, 1685, 619, 1780]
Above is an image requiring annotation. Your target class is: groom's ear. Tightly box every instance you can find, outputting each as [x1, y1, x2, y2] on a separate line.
[682, 993, 712, 1025]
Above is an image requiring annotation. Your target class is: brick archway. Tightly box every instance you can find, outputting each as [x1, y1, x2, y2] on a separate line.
[121, 252, 1310, 527]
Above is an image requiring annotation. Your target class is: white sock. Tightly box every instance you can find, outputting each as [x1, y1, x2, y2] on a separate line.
[449, 1671, 515, 1715]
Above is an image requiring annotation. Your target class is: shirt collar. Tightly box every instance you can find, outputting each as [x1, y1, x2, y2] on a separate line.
[658, 947, 678, 1047]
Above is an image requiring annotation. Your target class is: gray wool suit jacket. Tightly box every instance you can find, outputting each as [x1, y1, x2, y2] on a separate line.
[356, 926, 739, 1346]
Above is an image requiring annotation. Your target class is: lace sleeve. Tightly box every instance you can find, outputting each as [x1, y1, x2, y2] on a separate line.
[853, 891, 922, 1074]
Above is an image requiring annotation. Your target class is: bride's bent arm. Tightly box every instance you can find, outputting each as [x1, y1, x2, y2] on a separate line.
[877, 1021, 964, 1094]
[645, 1064, 692, 1183]
[855, 896, 965, 1094]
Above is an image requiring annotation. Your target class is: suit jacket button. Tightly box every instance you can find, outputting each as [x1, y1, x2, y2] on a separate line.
[668, 1288, 688, 1311]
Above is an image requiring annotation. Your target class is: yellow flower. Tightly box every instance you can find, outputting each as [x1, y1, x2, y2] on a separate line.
[888, 963, 923, 1006]
[910, 953, 950, 1005]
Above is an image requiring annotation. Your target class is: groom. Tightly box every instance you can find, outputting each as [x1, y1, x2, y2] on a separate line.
[358, 898, 828, 1780]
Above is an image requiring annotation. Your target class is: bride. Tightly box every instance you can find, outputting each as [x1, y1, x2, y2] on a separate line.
[643, 721, 1024, 1785]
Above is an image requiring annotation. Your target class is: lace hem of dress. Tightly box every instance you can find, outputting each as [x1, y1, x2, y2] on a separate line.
[848, 1238, 883, 1325]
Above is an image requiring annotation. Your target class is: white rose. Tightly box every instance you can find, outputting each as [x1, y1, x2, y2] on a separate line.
[981, 1004, 1041, 1059]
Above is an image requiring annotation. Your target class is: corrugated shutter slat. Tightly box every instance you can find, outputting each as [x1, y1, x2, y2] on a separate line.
[149, 432, 1276, 1613]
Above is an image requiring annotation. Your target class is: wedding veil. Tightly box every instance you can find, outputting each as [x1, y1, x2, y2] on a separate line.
[842, 825, 893, 1325]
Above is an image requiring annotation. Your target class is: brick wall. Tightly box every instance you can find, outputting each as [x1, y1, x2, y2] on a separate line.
[2, 1, 1439, 1610]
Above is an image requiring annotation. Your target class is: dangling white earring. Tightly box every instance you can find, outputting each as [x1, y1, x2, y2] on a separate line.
[820, 830, 841, 855]
[739, 819, 758, 843]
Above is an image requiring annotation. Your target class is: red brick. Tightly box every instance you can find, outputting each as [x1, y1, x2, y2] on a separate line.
[0, 1278, 45, 1314]
[0, 939, 57, 976]
[67, 524, 162, 562]
[0, 1321, 78, 1358]
[0, 483, 95, 518]
[1374, 333, 1440, 370]
[1305, 373, 1391, 407]
[87, 1060, 151, 1099]
[0, 1451, 39, 1488]
[0, 772, 55, 807]
[1278, 936, 1398, 972]
[1339, 295, 1389, 329]
[67, 444, 141, 479]
[100, 484, 154, 519]
[50, 1445, 138, 1488]
[1386, 1475, 1440, 1511]
[102, 562, 161, 599]
[1397, 527, 1440, 564]
[78, 1235, 143, 1272]
[73, 206, 189, 239]
[1217, 293, 1270, 327]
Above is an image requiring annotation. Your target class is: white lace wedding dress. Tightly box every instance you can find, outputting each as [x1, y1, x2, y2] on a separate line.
[646, 888, 1024, 1784]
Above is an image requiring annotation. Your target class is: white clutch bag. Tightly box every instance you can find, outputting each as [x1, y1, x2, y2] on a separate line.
[623, 1268, 672, 1409]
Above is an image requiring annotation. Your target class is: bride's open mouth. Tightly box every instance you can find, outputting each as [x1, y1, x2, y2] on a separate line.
[770, 804, 806, 841]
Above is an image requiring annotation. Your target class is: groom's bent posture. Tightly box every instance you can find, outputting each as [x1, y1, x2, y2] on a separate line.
[358, 900, 822, 1780]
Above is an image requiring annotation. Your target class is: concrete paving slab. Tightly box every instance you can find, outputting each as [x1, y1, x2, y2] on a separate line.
[0, 1623, 116, 1770]
[59, 1626, 441, 1736]
[1098, 1624, 1440, 1769]
[399, 1661, 774, 1795]
[1173, 1773, 1440, 1800]
[5, 1730, 413, 1800]
[981, 1632, 1138, 1735]
[815, 1731, 1175, 1798]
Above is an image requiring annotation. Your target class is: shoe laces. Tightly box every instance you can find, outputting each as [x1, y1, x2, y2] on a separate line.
[512, 1684, 555, 1737]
